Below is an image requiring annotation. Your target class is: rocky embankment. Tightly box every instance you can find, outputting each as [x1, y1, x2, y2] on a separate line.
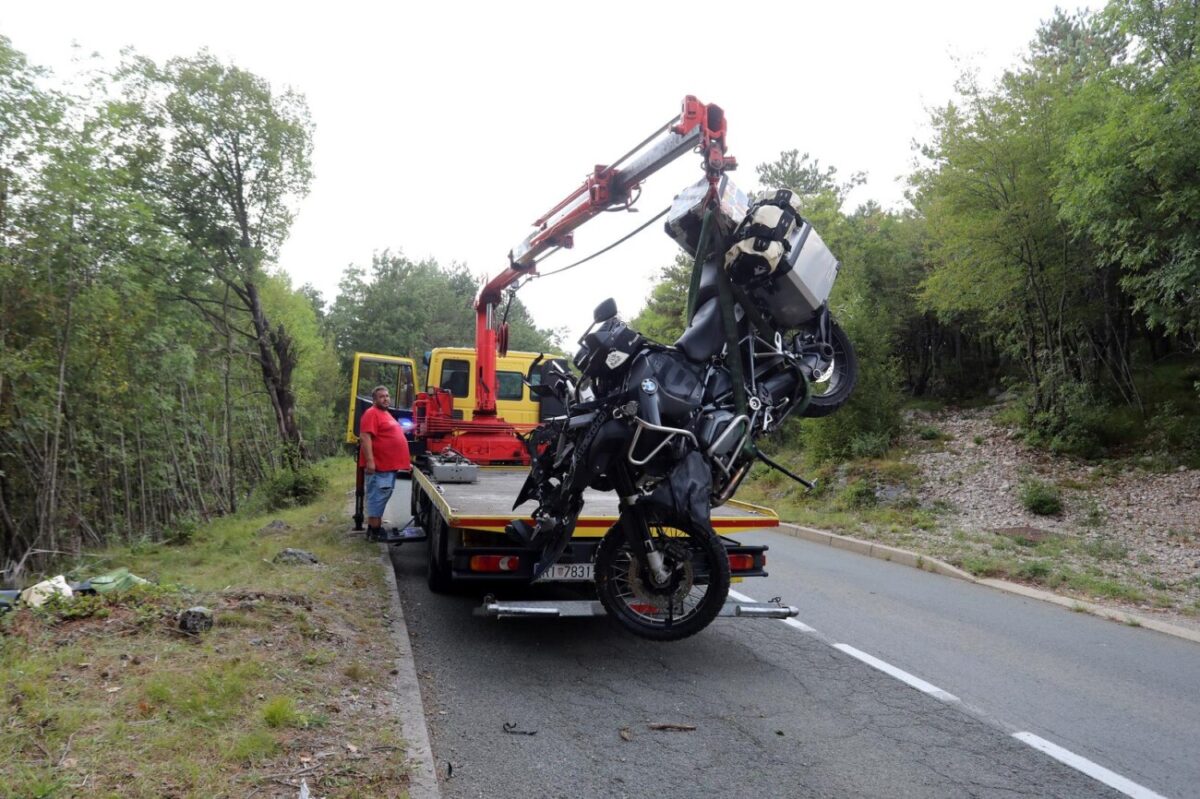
[903, 404, 1200, 630]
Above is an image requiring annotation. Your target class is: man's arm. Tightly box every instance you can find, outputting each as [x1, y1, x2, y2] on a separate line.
[362, 432, 377, 472]
[361, 412, 377, 472]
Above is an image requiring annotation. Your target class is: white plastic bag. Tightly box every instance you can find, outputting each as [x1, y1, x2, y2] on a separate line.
[19, 575, 73, 608]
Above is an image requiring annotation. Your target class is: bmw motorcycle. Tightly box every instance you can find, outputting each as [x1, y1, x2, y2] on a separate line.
[512, 187, 858, 641]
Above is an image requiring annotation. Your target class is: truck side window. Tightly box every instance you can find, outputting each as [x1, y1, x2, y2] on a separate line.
[396, 363, 415, 408]
[497, 371, 525, 401]
[441, 359, 470, 398]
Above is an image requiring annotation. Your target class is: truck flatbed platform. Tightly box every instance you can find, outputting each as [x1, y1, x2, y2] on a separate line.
[415, 467, 778, 537]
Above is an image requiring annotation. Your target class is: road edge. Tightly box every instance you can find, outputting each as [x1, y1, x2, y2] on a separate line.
[378, 544, 442, 799]
[776, 522, 1200, 646]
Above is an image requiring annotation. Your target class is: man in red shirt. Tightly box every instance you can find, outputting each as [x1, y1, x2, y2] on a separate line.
[359, 385, 412, 538]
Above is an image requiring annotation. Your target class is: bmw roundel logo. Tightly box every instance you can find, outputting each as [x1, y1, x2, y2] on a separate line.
[641, 378, 658, 394]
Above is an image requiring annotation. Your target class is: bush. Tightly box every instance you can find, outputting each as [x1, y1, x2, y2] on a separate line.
[837, 480, 877, 509]
[164, 515, 199, 545]
[262, 465, 328, 511]
[1019, 479, 1062, 516]
[1148, 401, 1200, 465]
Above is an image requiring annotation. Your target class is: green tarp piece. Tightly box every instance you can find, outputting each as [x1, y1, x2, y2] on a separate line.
[88, 568, 151, 594]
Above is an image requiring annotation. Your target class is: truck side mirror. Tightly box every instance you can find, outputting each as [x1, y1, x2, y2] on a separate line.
[593, 298, 618, 323]
[524, 354, 545, 387]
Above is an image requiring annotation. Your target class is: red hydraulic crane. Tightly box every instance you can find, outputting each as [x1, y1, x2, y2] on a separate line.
[412, 95, 737, 464]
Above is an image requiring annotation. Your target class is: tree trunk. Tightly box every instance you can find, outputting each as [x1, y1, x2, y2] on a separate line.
[245, 280, 309, 465]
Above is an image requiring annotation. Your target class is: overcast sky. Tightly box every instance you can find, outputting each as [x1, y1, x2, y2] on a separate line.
[3, 1, 1084, 344]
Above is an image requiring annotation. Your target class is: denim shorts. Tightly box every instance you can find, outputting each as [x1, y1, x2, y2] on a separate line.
[366, 470, 397, 518]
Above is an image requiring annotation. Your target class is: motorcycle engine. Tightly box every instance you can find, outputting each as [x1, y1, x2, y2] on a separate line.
[696, 410, 740, 458]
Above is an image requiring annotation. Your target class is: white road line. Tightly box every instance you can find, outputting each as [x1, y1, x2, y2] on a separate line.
[783, 617, 817, 633]
[833, 644, 960, 703]
[732, 590, 1165, 797]
[1012, 732, 1169, 799]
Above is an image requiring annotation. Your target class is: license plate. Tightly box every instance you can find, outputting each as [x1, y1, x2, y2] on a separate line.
[534, 563, 594, 583]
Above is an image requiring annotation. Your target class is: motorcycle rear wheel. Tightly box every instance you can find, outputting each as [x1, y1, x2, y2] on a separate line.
[594, 518, 730, 641]
[801, 319, 858, 418]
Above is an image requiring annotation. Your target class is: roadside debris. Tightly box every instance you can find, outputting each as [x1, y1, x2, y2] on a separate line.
[177, 605, 214, 634]
[273, 548, 319, 565]
[619, 727, 633, 741]
[87, 568, 151, 594]
[648, 722, 696, 732]
[0, 568, 154, 614]
[18, 575, 73, 607]
[502, 722, 537, 736]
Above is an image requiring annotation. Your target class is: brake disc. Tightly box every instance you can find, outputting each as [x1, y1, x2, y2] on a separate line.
[626, 540, 695, 610]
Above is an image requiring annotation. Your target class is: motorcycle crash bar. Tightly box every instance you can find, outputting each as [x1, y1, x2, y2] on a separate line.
[476, 598, 800, 620]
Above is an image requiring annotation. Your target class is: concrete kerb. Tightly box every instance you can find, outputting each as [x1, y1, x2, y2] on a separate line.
[776, 522, 1200, 646]
[378, 544, 442, 799]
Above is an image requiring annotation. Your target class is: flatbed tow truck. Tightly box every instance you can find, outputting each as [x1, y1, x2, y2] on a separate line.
[388, 96, 798, 623]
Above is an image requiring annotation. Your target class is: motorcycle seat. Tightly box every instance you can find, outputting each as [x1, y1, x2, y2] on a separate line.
[675, 297, 725, 363]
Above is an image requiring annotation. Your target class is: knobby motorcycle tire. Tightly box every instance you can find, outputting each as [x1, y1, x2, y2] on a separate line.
[800, 319, 859, 418]
[594, 518, 731, 642]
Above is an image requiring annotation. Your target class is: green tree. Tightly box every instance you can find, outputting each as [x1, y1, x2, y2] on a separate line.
[121, 51, 316, 462]
[1057, 0, 1200, 345]
[326, 251, 558, 369]
[630, 253, 692, 342]
[913, 10, 1144, 427]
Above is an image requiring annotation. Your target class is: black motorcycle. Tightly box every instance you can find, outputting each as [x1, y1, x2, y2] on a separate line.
[513, 190, 858, 640]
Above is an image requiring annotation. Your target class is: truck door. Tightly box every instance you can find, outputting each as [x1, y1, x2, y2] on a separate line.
[346, 353, 417, 444]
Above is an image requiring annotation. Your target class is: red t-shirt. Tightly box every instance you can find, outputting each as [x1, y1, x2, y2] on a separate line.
[358, 407, 412, 472]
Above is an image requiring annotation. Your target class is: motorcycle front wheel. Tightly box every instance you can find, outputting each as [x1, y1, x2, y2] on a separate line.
[593, 517, 730, 641]
[801, 318, 858, 418]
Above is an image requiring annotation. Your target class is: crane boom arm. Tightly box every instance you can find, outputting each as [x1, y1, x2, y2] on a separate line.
[472, 95, 736, 418]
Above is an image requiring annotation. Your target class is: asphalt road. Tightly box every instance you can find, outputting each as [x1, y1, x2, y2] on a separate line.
[738, 531, 1200, 799]
[382, 483, 1195, 798]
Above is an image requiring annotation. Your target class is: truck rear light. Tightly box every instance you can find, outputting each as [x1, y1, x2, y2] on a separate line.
[469, 555, 521, 573]
[728, 554, 756, 571]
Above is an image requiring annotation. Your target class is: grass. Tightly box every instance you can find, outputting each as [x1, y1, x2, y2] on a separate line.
[1019, 479, 1063, 516]
[0, 458, 410, 798]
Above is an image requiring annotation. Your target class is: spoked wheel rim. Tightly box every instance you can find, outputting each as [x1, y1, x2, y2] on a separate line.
[595, 522, 729, 639]
[612, 546, 709, 627]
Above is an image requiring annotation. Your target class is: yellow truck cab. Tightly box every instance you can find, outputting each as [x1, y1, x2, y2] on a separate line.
[423, 347, 558, 425]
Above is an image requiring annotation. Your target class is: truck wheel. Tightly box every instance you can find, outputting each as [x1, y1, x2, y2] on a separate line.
[427, 516, 453, 594]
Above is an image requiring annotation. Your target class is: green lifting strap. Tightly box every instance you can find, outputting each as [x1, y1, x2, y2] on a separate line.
[685, 209, 715, 325]
[684, 209, 813, 457]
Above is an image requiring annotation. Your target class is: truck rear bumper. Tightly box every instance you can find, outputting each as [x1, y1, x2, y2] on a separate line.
[445, 539, 769, 584]
[477, 597, 799, 620]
